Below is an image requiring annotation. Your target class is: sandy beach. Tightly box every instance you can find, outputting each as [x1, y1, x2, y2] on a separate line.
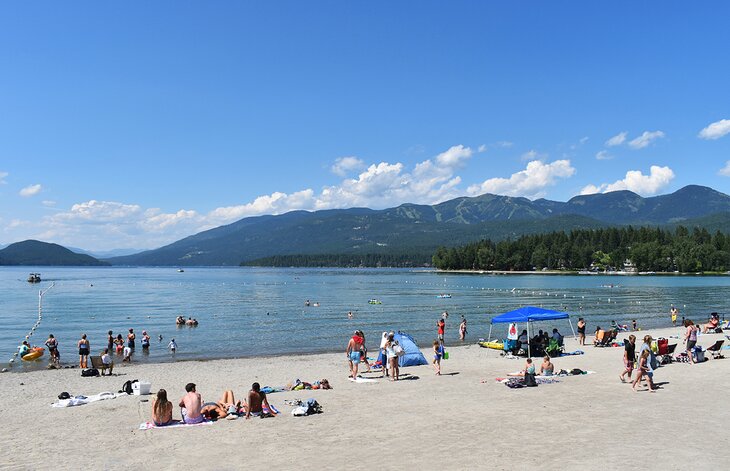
[1, 326, 728, 470]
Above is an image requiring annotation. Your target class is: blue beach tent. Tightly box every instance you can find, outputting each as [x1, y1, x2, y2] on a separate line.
[487, 306, 576, 357]
[394, 331, 428, 367]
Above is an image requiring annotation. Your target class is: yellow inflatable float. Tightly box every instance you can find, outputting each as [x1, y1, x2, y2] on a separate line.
[478, 341, 504, 350]
[22, 347, 44, 361]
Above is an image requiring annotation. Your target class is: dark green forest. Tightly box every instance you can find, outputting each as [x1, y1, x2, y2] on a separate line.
[432, 226, 730, 272]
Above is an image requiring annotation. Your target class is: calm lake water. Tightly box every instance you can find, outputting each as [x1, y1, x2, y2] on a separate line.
[2, 266, 729, 371]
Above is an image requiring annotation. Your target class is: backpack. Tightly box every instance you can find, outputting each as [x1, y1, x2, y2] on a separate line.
[120, 379, 139, 394]
[523, 372, 537, 387]
[305, 398, 323, 415]
[81, 368, 100, 377]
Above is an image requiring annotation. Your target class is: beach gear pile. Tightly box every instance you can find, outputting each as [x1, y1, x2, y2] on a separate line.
[287, 398, 323, 416]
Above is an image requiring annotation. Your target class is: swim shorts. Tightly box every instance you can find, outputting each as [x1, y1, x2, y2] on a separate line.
[349, 351, 361, 364]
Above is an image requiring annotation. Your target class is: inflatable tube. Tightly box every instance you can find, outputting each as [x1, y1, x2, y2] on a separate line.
[22, 347, 44, 361]
[478, 341, 504, 350]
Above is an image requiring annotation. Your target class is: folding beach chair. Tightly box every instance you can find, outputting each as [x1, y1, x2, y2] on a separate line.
[706, 340, 725, 359]
[659, 344, 677, 365]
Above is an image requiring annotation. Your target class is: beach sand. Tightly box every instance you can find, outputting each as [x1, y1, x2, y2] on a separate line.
[1, 326, 728, 470]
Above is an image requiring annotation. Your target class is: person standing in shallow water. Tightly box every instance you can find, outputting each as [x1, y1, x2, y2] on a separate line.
[107, 330, 114, 352]
[437, 317, 446, 347]
[127, 328, 136, 349]
[78, 333, 90, 368]
[459, 316, 467, 340]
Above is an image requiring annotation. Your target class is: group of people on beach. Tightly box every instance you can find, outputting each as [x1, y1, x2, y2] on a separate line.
[151, 382, 273, 426]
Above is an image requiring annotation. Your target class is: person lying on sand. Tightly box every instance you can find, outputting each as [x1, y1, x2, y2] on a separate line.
[200, 390, 242, 420]
[245, 382, 272, 419]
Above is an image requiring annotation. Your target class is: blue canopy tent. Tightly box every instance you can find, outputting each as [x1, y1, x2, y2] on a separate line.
[487, 306, 576, 357]
[393, 331, 428, 367]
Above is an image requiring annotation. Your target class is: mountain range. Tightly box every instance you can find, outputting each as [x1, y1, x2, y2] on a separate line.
[105, 185, 730, 266]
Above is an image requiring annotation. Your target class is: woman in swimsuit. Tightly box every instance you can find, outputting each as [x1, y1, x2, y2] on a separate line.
[107, 330, 114, 352]
[384, 332, 400, 381]
[684, 319, 698, 363]
[152, 389, 174, 426]
[577, 318, 586, 346]
[539, 356, 554, 376]
[78, 333, 90, 368]
[141, 331, 150, 350]
[114, 334, 124, 354]
[45, 334, 60, 365]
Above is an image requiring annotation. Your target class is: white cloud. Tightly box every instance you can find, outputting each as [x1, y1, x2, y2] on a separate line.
[496, 141, 513, 148]
[628, 130, 665, 149]
[434, 145, 473, 167]
[718, 161, 730, 177]
[42, 200, 56, 207]
[478, 144, 487, 153]
[605, 132, 627, 147]
[0, 172, 8, 184]
[19, 184, 42, 197]
[580, 137, 589, 144]
[466, 160, 576, 199]
[595, 150, 612, 160]
[699, 119, 730, 140]
[579, 165, 674, 196]
[330, 156, 366, 177]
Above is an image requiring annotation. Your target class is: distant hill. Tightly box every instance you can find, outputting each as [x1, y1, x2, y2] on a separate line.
[0, 240, 110, 266]
[107, 185, 730, 267]
[69, 246, 145, 259]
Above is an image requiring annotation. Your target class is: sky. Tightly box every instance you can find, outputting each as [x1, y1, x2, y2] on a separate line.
[1, 2, 730, 252]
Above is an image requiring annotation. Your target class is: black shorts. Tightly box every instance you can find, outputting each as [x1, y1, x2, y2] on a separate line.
[79, 348, 89, 356]
[687, 340, 696, 351]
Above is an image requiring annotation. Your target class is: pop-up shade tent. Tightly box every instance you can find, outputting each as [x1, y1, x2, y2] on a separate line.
[488, 306, 576, 357]
[393, 331, 429, 367]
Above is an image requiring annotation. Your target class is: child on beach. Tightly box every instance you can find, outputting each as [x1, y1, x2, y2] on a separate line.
[168, 338, 177, 353]
[620, 335, 636, 383]
[432, 340, 442, 375]
[632, 350, 656, 392]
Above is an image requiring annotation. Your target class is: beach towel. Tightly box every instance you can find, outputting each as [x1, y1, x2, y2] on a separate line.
[561, 350, 585, 356]
[51, 391, 125, 408]
[139, 420, 214, 430]
[349, 377, 378, 383]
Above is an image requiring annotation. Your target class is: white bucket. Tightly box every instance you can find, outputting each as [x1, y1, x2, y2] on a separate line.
[132, 381, 152, 395]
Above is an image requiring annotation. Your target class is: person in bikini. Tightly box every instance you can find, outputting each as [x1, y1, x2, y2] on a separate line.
[152, 389, 173, 426]
[179, 382, 204, 424]
[45, 334, 60, 365]
[200, 390, 242, 420]
[245, 383, 272, 419]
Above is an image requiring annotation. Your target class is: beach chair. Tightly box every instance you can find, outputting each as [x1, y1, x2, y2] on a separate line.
[659, 344, 677, 364]
[90, 356, 114, 376]
[706, 340, 725, 359]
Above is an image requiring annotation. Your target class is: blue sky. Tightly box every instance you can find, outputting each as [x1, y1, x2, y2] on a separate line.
[1, 2, 729, 251]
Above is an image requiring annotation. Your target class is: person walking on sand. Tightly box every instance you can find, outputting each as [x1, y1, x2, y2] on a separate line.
[632, 350, 656, 392]
[684, 319, 698, 364]
[179, 383, 204, 424]
[459, 316, 467, 340]
[437, 317, 446, 346]
[78, 333, 90, 368]
[379, 332, 389, 378]
[620, 335, 636, 383]
[358, 330, 372, 373]
[346, 330, 364, 379]
[432, 340, 443, 375]
[671, 305, 678, 326]
[577, 318, 586, 346]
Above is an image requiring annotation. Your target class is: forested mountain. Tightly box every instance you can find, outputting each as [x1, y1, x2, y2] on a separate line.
[0, 240, 110, 266]
[106, 185, 730, 266]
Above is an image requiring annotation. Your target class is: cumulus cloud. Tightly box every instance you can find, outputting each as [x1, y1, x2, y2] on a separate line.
[699, 119, 730, 140]
[605, 132, 627, 147]
[595, 150, 612, 160]
[330, 156, 366, 176]
[23, 145, 485, 250]
[718, 161, 730, 177]
[628, 131, 665, 149]
[0, 171, 8, 184]
[466, 160, 576, 199]
[19, 184, 42, 197]
[579, 165, 674, 196]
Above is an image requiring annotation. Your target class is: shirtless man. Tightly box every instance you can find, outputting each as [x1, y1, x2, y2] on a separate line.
[245, 383, 271, 419]
[179, 383, 204, 424]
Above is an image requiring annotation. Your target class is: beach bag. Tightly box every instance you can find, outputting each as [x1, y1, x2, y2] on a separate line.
[305, 398, 323, 415]
[443, 350, 449, 360]
[120, 379, 139, 395]
[657, 338, 668, 356]
[81, 368, 99, 377]
[524, 372, 537, 387]
[393, 343, 405, 357]
[58, 391, 71, 400]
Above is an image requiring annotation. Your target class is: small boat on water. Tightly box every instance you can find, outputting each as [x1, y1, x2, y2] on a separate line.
[436, 294, 452, 298]
[22, 347, 44, 361]
[368, 299, 382, 305]
[177, 269, 185, 272]
[27, 273, 41, 283]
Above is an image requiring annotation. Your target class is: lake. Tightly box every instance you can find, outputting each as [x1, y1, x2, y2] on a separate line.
[2, 266, 729, 371]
